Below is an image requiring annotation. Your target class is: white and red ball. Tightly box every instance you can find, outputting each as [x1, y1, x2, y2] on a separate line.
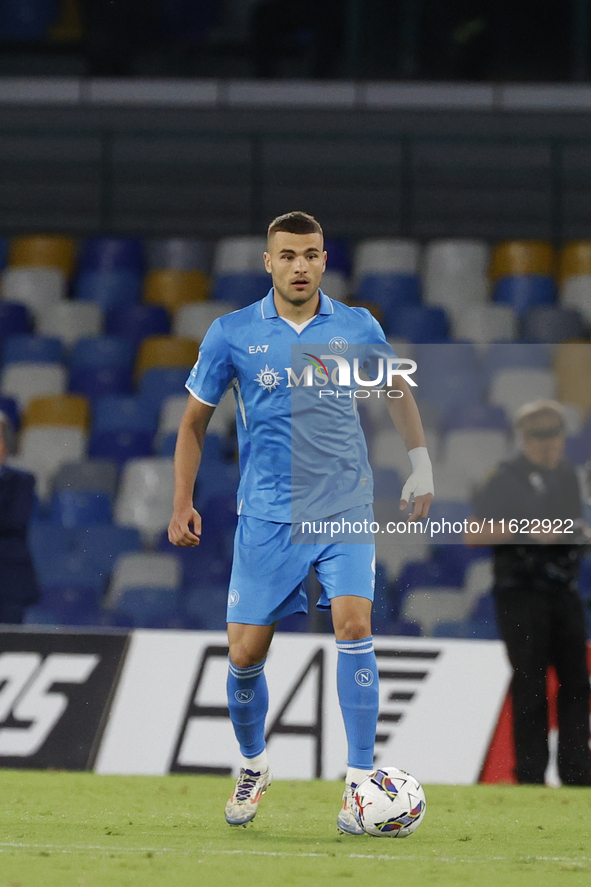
[353, 767, 426, 838]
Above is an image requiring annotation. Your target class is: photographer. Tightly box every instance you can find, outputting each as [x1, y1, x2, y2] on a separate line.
[465, 400, 591, 786]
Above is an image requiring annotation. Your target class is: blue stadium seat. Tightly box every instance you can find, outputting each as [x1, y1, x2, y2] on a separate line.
[441, 403, 509, 434]
[75, 270, 142, 311]
[183, 584, 227, 630]
[24, 605, 60, 626]
[49, 490, 113, 528]
[493, 275, 556, 314]
[73, 525, 142, 579]
[195, 464, 240, 512]
[372, 468, 402, 498]
[92, 396, 157, 434]
[2, 334, 63, 366]
[470, 593, 497, 625]
[275, 612, 311, 633]
[69, 365, 133, 401]
[88, 429, 154, 465]
[398, 558, 453, 593]
[0, 395, 20, 430]
[324, 238, 351, 276]
[417, 369, 486, 413]
[0, 303, 32, 338]
[521, 306, 588, 343]
[212, 273, 270, 307]
[482, 342, 552, 379]
[0, 236, 8, 270]
[37, 550, 105, 595]
[0, 0, 60, 40]
[356, 274, 421, 331]
[432, 621, 465, 638]
[70, 336, 134, 372]
[414, 343, 481, 378]
[41, 584, 101, 625]
[105, 304, 170, 347]
[113, 587, 181, 629]
[421, 501, 471, 543]
[156, 432, 177, 456]
[28, 521, 77, 571]
[391, 619, 422, 637]
[391, 306, 450, 343]
[138, 367, 191, 413]
[565, 427, 591, 465]
[78, 237, 144, 273]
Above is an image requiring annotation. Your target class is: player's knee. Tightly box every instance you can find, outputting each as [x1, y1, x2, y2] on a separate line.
[229, 642, 266, 669]
[336, 616, 371, 642]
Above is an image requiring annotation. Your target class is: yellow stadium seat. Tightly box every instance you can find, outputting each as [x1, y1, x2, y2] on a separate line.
[9, 235, 77, 277]
[23, 393, 90, 431]
[144, 269, 209, 314]
[490, 240, 555, 280]
[559, 241, 591, 280]
[554, 344, 591, 415]
[135, 336, 200, 380]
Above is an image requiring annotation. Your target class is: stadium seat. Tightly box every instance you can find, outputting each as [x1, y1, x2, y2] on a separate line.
[442, 429, 508, 485]
[144, 269, 209, 313]
[183, 584, 227, 631]
[521, 306, 588, 343]
[423, 239, 489, 314]
[200, 388, 237, 436]
[49, 490, 113, 528]
[0, 302, 32, 338]
[88, 429, 154, 465]
[92, 395, 157, 435]
[372, 468, 402, 499]
[559, 276, 591, 325]
[559, 240, 591, 279]
[114, 457, 175, 540]
[37, 301, 103, 347]
[23, 393, 90, 430]
[28, 521, 77, 570]
[1, 268, 66, 322]
[36, 550, 104, 595]
[353, 239, 420, 278]
[40, 584, 101, 625]
[72, 524, 142, 578]
[211, 273, 270, 307]
[75, 269, 142, 311]
[554, 343, 591, 414]
[493, 275, 556, 315]
[398, 558, 455, 592]
[418, 500, 471, 542]
[451, 304, 518, 343]
[490, 240, 555, 279]
[157, 394, 187, 438]
[172, 302, 237, 342]
[489, 368, 557, 417]
[105, 304, 170, 346]
[320, 270, 348, 302]
[400, 588, 471, 636]
[106, 551, 181, 604]
[110, 586, 181, 629]
[1, 334, 63, 366]
[415, 369, 486, 414]
[413, 342, 480, 378]
[146, 237, 209, 272]
[69, 336, 134, 373]
[324, 238, 351, 276]
[213, 236, 267, 274]
[53, 459, 119, 499]
[135, 336, 199, 381]
[441, 403, 509, 434]
[565, 426, 591, 464]
[78, 237, 144, 273]
[372, 427, 439, 475]
[374, 531, 430, 581]
[355, 274, 421, 329]
[69, 365, 133, 401]
[391, 306, 450, 343]
[1, 362, 67, 409]
[13, 426, 86, 498]
[428, 462, 472, 503]
[8, 234, 76, 276]
[482, 342, 552, 379]
[0, 236, 8, 270]
[0, 1, 60, 41]
[137, 367, 190, 413]
[0, 394, 19, 430]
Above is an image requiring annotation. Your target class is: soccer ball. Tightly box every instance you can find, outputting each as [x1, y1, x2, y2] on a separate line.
[353, 767, 426, 838]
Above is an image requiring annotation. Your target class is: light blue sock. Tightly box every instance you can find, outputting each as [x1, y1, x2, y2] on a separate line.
[336, 637, 379, 770]
[227, 658, 269, 760]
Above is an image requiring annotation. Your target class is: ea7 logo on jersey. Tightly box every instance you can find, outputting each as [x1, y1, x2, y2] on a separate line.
[249, 345, 269, 353]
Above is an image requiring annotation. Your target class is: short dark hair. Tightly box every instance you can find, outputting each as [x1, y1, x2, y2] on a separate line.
[267, 211, 323, 242]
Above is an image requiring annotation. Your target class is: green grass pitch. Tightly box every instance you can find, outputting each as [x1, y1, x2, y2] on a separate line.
[0, 771, 590, 887]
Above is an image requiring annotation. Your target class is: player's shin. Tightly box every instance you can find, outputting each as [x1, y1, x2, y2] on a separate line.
[336, 637, 379, 771]
[227, 657, 269, 764]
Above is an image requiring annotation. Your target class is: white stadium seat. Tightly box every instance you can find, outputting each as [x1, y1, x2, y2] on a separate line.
[442, 429, 509, 485]
[452, 304, 518, 343]
[489, 368, 557, 418]
[213, 237, 267, 274]
[401, 587, 472, 636]
[173, 302, 238, 341]
[353, 238, 420, 278]
[1, 267, 66, 322]
[1, 362, 67, 409]
[36, 301, 103, 346]
[114, 457, 175, 542]
[321, 270, 348, 302]
[560, 275, 591, 324]
[106, 552, 181, 606]
[11, 426, 87, 498]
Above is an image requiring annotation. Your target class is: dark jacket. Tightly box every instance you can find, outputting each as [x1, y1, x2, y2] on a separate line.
[0, 465, 40, 606]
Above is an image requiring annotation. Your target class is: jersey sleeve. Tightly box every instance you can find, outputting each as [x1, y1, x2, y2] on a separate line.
[185, 318, 235, 406]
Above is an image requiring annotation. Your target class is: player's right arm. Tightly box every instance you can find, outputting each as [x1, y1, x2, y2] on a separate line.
[168, 395, 214, 547]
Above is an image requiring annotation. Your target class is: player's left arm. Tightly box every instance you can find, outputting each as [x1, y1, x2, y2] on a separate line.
[385, 377, 434, 521]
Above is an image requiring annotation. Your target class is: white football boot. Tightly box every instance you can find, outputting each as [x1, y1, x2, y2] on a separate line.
[225, 767, 272, 826]
[337, 783, 364, 835]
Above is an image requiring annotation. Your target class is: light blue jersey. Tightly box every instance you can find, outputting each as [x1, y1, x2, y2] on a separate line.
[186, 288, 395, 524]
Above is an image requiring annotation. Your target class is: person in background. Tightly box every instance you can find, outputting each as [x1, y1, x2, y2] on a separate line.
[0, 411, 40, 625]
[465, 400, 591, 786]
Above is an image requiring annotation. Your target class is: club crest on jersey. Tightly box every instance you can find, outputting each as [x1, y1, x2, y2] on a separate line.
[255, 365, 284, 392]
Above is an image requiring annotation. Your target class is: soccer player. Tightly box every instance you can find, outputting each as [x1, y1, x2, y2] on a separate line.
[168, 212, 434, 833]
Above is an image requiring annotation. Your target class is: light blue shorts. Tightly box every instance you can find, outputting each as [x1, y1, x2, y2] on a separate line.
[227, 504, 376, 626]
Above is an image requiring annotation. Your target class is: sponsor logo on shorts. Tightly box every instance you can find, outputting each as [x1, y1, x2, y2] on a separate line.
[228, 589, 240, 608]
[234, 689, 255, 704]
[355, 668, 374, 687]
